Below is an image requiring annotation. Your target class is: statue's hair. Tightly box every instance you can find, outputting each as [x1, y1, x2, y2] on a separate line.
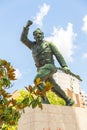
[33, 28, 44, 36]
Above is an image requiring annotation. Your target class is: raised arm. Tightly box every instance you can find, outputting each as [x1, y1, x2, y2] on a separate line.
[20, 20, 33, 49]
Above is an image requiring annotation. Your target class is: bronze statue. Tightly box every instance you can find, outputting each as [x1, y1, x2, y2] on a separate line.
[20, 20, 74, 106]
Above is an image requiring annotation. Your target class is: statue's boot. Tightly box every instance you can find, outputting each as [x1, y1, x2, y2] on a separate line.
[65, 97, 75, 106]
[48, 77, 74, 106]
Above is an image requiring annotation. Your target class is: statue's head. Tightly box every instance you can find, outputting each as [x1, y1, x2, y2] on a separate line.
[33, 28, 44, 42]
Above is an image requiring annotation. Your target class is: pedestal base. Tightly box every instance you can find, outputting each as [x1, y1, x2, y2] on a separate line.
[18, 104, 87, 130]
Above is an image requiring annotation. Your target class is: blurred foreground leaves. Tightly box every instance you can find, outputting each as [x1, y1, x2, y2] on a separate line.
[0, 59, 65, 130]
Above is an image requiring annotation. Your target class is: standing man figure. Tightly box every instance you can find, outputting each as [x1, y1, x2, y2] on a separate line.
[20, 20, 74, 106]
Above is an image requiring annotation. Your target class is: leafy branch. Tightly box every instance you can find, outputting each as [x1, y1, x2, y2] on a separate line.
[0, 59, 54, 130]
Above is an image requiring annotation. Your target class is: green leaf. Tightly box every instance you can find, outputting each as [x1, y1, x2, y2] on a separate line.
[22, 97, 29, 105]
[31, 99, 38, 108]
[38, 102, 43, 109]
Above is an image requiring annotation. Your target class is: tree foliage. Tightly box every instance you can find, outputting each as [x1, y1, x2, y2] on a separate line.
[0, 59, 60, 130]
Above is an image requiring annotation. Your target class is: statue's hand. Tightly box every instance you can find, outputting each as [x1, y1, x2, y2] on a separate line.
[26, 20, 33, 28]
[62, 66, 70, 73]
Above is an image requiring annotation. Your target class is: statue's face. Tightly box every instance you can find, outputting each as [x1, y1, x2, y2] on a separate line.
[33, 28, 44, 42]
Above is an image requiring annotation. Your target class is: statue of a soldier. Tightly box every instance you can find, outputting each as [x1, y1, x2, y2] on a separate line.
[20, 20, 74, 106]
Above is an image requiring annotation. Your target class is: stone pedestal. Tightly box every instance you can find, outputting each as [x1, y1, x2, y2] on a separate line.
[18, 104, 87, 130]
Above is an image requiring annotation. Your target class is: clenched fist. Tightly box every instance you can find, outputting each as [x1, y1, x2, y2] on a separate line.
[25, 20, 33, 28]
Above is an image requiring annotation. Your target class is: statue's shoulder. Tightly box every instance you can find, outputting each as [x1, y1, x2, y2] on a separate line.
[44, 40, 51, 45]
[43, 41, 56, 49]
[46, 41, 55, 47]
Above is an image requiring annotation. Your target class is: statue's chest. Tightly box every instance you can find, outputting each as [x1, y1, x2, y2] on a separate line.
[32, 42, 50, 56]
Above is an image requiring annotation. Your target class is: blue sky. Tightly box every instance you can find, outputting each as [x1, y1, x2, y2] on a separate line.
[0, 0, 87, 93]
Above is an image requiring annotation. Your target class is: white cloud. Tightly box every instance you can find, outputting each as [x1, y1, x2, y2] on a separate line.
[45, 23, 76, 62]
[14, 68, 22, 79]
[34, 3, 50, 26]
[83, 53, 87, 59]
[82, 15, 87, 33]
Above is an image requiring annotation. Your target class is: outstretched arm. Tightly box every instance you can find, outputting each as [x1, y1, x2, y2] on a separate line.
[20, 20, 33, 49]
[50, 42, 68, 68]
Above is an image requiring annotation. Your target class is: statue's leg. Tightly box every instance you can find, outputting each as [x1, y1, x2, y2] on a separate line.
[34, 64, 57, 82]
[48, 77, 74, 106]
[34, 64, 56, 104]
